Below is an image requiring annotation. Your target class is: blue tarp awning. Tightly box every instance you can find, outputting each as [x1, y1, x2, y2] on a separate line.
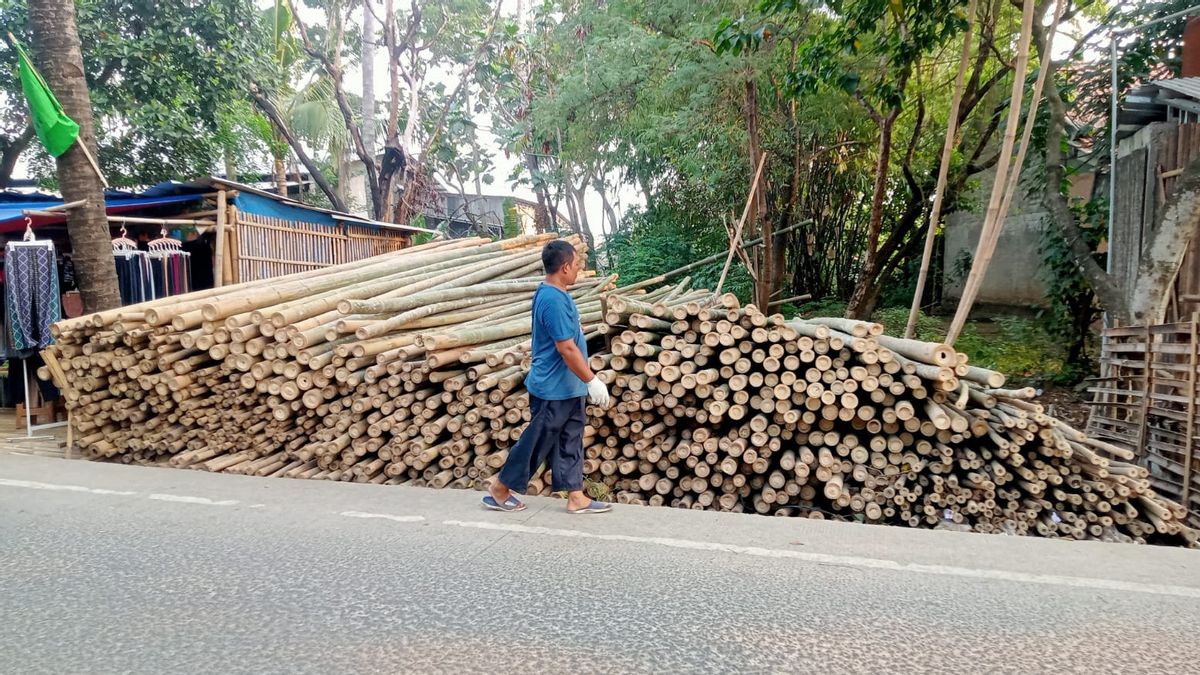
[233, 191, 338, 227]
[0, 188, 206, 234]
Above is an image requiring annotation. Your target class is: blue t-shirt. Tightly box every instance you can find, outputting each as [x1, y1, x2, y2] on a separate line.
[524, 283, 588, 400]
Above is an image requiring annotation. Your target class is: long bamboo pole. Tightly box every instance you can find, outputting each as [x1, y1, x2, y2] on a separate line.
[945, 0, 1037, 345]
[905, 0, 978, 339]
[716, 154, 768, 296]
[214, 190, 227, 289]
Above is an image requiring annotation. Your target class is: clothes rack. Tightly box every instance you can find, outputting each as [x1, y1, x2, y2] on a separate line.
[6, 217, 65, 440]
[112, 226, 154, 305]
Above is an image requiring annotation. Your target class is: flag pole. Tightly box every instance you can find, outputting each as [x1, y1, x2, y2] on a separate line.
[73, 137, 108, 188]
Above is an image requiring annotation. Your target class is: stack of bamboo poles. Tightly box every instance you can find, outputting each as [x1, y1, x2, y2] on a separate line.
[591, 293, 1196, 546]
[45, 234, 602, 485]
[40, 235, 1197, 546]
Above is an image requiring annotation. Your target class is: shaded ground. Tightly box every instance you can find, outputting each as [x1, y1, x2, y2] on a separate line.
[1037, 385, 1091, 428]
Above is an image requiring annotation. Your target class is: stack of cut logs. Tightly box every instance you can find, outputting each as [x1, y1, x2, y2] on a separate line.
[40, 235, 1197, 547]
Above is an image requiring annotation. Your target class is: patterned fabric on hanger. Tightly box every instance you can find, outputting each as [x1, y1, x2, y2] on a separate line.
[5, 242, 61, 351]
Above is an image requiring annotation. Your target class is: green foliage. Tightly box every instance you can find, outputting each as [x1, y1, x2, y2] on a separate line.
[796, 296, 848, 318]
[1037, 205, 1102, 382]
[608, 202, 755, 304]
[718, 0, 970, 109]
[0, 0, 270, 185]
[872, 307, 942, 342]
[954, 316, 1072, 385]
[501, 197, 521, 239]
[410, 214, 435, 246]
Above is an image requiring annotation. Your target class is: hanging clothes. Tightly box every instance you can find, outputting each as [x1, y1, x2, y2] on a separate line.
[148, 250, 191, 298]
[5, 241, 61, 351]
[0, 280, 11, 360]
[114, 250, 155, 305]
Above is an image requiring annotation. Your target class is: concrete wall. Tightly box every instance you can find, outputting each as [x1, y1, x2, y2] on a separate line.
[942, 166, 1050, 308]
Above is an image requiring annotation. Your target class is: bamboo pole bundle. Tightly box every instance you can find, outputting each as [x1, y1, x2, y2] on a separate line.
[586, 297, 1196, 546]
[41, 234, 1197, 547]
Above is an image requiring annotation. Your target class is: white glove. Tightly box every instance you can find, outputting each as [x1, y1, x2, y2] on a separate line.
[586, 376, 611, 409]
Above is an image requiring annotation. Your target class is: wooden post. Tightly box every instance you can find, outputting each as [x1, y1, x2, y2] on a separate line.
[214, 190, 227, 288]
[66, 408, 74, 458]
[906, 0, 977, 339]
[1182, 313, 1197, 513]
[227, 205, 239, 285]
[716, 154, 768, 297]
[945, 0, 1037, 345]
[1137, 324, 1152, 455]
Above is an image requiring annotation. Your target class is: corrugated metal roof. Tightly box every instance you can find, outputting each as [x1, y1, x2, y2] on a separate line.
[1149, 77, 1200, 100]
[203, 177, 438, 235]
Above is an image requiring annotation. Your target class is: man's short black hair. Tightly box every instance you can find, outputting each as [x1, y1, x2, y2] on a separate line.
[542, 240, 576, 275]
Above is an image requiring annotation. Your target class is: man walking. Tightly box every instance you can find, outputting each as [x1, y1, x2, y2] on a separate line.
[483, 239, 613, 514]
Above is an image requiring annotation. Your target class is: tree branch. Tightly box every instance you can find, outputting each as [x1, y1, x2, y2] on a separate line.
[420, 1, 504, 159]
[1040, 48, 1128, 320]
[0, 125, 36, 189]
[251, 89, 348, 212]
[287, 0, 381, 217]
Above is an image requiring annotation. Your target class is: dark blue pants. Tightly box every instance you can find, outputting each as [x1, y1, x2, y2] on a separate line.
[499, 395, 586, 493]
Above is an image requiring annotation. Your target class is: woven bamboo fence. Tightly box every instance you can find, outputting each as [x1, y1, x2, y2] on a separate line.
[1087, 313, 1200, 524]
[234, 212, 411, 283]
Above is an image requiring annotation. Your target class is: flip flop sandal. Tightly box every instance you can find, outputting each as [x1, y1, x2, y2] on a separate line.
[482, 494, 526, 512]
[567, 500, 613, 515]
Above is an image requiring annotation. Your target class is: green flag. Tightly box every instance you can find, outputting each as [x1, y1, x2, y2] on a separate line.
[13, 38, 79, 157]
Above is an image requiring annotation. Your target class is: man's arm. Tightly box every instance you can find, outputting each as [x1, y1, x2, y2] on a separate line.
[555, 338, 596, 383]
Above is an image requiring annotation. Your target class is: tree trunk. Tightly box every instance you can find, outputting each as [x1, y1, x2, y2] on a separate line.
[362, 1, 376, 160]
[1040, 52, 1129, 322]
[846, 110, 898, 319]
[253, 91, 348, 212]
[28, 0, 120, 313]
[1131, 157, 1200, 323]
[222, 144, 238, 183]
[595, 175, 619, 270]
[0, 126, 36, 189]
[336, 148, 349, 207]
[524, 152, 551, 233]
[568, 170, 596, 256]
[273, 155, 287, 196]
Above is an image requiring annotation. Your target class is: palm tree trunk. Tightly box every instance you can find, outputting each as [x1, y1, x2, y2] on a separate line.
[28, 0, 120, 313]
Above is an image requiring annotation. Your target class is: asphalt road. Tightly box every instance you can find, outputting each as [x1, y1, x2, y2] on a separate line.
[2, 451, 1199, 674]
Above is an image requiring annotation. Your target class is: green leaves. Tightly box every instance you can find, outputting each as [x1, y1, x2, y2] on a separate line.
[740, 0, 971, 111]
[0, 0, 273, 185]
[713, 16, 770, 56]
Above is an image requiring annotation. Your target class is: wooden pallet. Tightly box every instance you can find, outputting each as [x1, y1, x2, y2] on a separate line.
[1088, 314, 1200, 525]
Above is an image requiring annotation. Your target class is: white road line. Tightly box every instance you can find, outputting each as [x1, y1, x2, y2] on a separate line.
[0, 478, 136, 496]
[443, 520, 1200, 600]
[148, 494, 239, 506]
[340, 510, 426, 523]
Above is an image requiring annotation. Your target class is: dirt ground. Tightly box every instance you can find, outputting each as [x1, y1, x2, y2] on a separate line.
[1036, 386, 1090, 429]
